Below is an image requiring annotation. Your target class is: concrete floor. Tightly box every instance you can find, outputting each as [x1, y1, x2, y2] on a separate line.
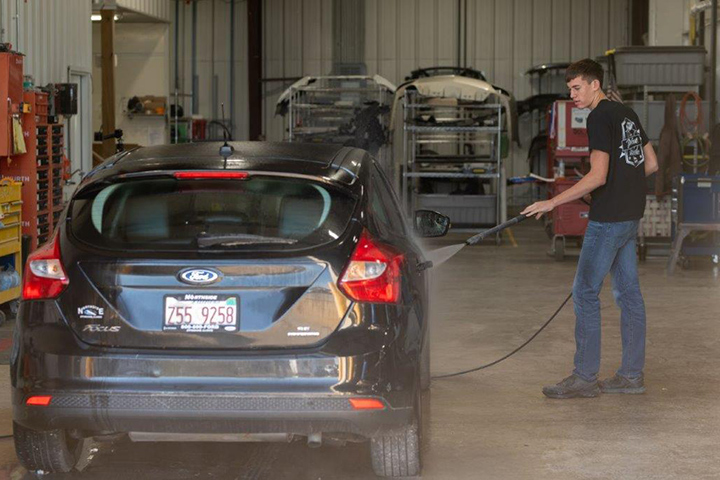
[0, 221, 719, 479]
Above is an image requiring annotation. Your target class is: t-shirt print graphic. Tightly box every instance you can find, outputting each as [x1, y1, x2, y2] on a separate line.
[619, 117, 645, 168]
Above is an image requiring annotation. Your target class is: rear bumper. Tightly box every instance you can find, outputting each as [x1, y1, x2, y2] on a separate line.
[11, 326, 418, 438]
[12, 295, 423, 439]
[13, 391, 411, 438]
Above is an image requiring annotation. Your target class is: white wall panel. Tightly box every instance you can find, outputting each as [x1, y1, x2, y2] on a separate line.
[473, 0, 495, 79]
[550, 0, 571, 62]
[531, 0, 552, 67]
[302, 0, 324, 75]
[512, 0, 532, 102]
[0, 0, 92, 85]
[570, 0, 590, 60]
[590, 0, 610, 57]
[92, 23, 170, 146]
[117, 0, 172, 22]
[361, 0, 628, 95]
[416, 0, 437, 71]
[494, 0, 513, 90]
[609, 0, 629, 48]
[649, 0, 690, 46]
[171, 0, 249, 141]
[365, 0, 378, 74]
[377, 0, 398, 82]
[397, 0, 416, 83]
[436, 0, 457, 68]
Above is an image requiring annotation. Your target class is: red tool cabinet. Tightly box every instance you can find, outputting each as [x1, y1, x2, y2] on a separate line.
[0, 52, 24, 157]
[1, 91, 65, 250]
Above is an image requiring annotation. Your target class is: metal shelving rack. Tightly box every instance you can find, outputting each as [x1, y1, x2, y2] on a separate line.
[284, 76, 395, 174]
[401, 90, 506, 242]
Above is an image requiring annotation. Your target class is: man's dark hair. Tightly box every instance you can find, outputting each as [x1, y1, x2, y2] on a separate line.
[565, 59, 604, 88]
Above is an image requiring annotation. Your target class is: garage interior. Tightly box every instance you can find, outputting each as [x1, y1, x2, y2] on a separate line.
[0, 0, 719, 478]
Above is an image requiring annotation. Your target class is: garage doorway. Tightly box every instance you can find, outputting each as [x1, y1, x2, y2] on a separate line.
[66, 68, 92, 200]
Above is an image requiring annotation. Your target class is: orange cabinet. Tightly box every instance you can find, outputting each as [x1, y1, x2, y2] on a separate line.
[0, 53, 25, 157]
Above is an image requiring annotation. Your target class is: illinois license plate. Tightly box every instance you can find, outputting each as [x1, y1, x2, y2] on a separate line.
[163, 294, 238, 333]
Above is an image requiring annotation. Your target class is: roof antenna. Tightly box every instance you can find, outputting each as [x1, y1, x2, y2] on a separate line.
[219, 102, 234, 169]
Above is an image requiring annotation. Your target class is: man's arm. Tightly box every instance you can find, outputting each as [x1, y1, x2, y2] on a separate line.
[643, 142, 659, 177]
[521, 150, 609, 219]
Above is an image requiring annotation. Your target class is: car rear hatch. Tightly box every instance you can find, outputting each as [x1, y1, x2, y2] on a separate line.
[59, 171, 359, 349]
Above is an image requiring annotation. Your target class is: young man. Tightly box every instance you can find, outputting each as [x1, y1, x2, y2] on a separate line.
[521, 58, 659, 399]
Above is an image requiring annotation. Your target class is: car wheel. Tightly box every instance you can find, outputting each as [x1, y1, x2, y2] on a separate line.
[13, 422, 82, 474]
[370, 384, 422, 477]
[420, 330, 431, 391]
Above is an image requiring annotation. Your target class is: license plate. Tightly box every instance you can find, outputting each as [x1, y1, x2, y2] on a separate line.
[163, 294, 238, 333]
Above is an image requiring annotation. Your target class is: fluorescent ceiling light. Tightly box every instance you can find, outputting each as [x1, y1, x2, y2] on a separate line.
[91, 14, 121, 22]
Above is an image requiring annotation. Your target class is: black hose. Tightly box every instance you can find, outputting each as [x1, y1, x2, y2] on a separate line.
[432, 292, 573, 379]
[0, 434, 12, 440]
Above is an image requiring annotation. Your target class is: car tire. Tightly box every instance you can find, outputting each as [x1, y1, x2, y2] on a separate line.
[370, 421, 421, 478]
[370, 375, 422, 478]
[420, 330, 431, 391]
[13, 422, 81, 474]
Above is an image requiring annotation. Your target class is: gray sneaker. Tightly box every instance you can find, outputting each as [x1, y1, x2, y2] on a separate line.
[599, 373, 645, 394]
[542, 374, 600, 399]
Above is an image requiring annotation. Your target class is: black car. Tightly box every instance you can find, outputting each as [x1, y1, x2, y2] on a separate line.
[11, 142, 449, 478]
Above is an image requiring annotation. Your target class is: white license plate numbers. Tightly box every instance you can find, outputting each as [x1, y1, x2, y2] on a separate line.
[163, 295, 238, 333]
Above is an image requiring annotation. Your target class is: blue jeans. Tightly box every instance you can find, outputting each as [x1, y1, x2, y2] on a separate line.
[572, 220, 646, 382]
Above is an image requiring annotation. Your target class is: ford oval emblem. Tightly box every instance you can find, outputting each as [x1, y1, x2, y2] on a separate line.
[179, 268, 221, 285]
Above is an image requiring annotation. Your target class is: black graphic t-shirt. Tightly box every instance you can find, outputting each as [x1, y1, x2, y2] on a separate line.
[586, 99, 649, 222]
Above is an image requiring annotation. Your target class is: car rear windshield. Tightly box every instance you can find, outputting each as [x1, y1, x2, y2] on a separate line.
[70, 176, 356, 251]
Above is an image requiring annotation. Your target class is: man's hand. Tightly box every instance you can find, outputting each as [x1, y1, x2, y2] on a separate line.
[521, 199, 555, 220]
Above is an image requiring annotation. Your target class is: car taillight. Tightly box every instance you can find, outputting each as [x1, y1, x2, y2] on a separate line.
[22, 234, 69, 300]
[338, 230, 404, 304]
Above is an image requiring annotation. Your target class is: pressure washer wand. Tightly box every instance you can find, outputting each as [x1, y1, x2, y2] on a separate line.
[423, 214, 531, 269]
[465, 214, 529, 245]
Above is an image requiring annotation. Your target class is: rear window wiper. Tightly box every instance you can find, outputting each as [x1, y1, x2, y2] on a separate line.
[196, 233, 299, 248]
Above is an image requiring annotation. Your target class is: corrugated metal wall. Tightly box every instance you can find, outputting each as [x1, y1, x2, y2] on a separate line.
[173, 0, 249, 141]
[364, 0, 629, 101]
[262, 0, 334, 141]
[258, 0, 629, 142]
[0, 0, 92, 84]
[172, 0, 332, 142]
[173, 0, 630, 188]
[117, 0, 172, 22]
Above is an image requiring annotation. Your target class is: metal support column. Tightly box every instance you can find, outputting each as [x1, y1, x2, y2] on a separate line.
[711, 0, 717, 133]
[100, 8, 117, 158]
[248, 0, 262, 140]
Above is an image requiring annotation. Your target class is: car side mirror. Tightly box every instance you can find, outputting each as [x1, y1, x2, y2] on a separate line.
[414, 210, 450, 237]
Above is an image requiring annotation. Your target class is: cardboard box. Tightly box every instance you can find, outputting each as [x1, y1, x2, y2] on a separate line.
[138, 95, 166, 115]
